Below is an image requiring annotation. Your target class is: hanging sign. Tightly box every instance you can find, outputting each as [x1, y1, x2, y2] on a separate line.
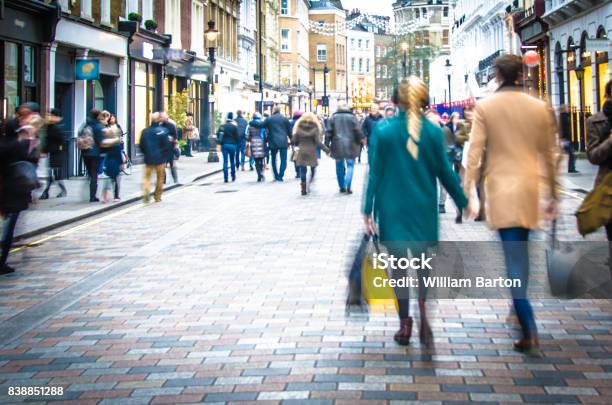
[75, 59, 100, 80]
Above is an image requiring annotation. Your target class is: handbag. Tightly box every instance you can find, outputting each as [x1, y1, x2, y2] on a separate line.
[245, 142, 252, 158]
[290, 146, 299, 162]
[576, 172, 612, 236]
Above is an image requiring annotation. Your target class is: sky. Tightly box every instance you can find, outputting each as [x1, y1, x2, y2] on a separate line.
[341, 0, 396, 16]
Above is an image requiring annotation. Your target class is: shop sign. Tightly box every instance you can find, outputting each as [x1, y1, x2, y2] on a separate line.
[75, 59, 100, 80]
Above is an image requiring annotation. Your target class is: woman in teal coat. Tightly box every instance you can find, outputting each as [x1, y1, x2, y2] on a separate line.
[363, 77, 467, 346]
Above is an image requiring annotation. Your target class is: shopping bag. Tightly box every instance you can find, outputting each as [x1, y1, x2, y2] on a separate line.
[346, 234, 369, 309]
[361, 235, 398, 314]
[547, 220, 581, 298]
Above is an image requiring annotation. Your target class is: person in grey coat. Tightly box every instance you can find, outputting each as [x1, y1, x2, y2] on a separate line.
[262, 106, 292, 181]
[326, 103, 364, 194]
[247, 113, 267, 182]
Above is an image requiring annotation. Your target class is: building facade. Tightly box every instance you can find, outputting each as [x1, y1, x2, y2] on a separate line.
[309, 0, 348, 114]
[393, 0, 452, 104]
[238, 0, 258, 113]
[544, 0, 611, 150]
[346, 13, 376, 111]
[374, 32, 396, 103]
[279, 0, 311, 114]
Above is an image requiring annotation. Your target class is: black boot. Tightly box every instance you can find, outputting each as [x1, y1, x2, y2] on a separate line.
[40, 190, 50, 200]
[301, 181, 307, 196]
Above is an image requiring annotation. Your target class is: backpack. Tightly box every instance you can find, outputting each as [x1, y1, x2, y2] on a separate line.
[76, 124, 94, 150]
[216, 125, 225, 145]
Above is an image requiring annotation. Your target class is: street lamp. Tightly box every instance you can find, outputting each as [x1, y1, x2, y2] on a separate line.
[401, 42, 408, 78]
[323, 65, 329, 115]
[445, 59, 452, 104]
[575, 63, 585, 146]
[205, 20, 219, 162]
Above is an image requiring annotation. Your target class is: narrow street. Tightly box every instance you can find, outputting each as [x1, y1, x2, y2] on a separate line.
[1, 158, 611, 404]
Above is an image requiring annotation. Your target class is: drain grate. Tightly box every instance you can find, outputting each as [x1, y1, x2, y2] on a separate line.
[215, 190, 239, 193]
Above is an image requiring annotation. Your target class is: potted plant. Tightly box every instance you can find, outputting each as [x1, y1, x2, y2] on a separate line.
[128, 12, 142, 23]
[167, 89, 190, 154]
[144, 19, 157, 31]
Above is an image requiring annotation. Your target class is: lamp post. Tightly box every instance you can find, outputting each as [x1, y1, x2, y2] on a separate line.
[205, 20, 219, 163]
[323, 65, 329, 115]
[445, 59, 452, 105]
[401, 42, 408, 78]
[574, 63, 585, 148]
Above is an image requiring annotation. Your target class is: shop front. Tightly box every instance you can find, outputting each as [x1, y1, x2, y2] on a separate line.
[0, 0, 59, 122]
[126, 28, 170, 162]
[53, 17, 128, 177]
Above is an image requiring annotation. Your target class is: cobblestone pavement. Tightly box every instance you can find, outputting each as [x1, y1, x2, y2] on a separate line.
[1, 157, 611, 404]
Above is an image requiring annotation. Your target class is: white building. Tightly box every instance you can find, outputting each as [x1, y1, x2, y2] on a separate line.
[238, 0, 259, 112]
[448, 0, 521, 102]
[347, 18, 376, 111]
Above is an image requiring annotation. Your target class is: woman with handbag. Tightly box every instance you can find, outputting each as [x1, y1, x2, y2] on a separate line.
[246, 113, 266, 182]
[100, 121, 124, 203]
[292, 112, 329, 196]
[363, 77, 467, 346]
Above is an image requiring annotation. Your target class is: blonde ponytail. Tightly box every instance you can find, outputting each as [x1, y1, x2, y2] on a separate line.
[397, 76, 428, 160]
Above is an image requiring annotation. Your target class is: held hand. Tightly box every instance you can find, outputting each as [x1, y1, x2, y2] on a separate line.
[464, 197, 480, 221]
[363, 215, 378, 236]
[544, 199, 559, 220]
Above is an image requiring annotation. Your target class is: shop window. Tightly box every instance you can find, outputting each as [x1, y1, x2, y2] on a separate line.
[3, 42, 19, 119]
[134, 62, 156, 145]
[93, 81, 105, 110]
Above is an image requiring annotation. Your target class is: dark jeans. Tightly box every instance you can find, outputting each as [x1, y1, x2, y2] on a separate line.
[222, 143, 237, 182]
[83, 155, 100, 201]
[254, 157, 265, 181]
[270, 147, 288, 181]
[1, 212, 20, 267]
[566, 141, 577, 172]
[185, 139, 193, 156]
[299, 166, 316, 182]
[335, 159, 355, 190]
[235, 142, 245, 169]
[499, 227, 536, 339]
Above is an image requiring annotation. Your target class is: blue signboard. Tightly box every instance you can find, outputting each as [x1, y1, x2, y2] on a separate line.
[75, 59, 100, 80]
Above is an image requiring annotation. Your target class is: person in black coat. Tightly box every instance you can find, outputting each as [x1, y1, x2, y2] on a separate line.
[0, 124, 41, 274]
[235, 111, 249, 171]
[559, 104, 578, 173]
[40, 108, 68, 199]
[218, 112, 240, 183]
[140, 113, 172, 202]
[262, 106, 292, 181]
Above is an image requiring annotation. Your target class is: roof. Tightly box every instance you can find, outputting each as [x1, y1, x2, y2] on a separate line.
[309, 0, 344, 11]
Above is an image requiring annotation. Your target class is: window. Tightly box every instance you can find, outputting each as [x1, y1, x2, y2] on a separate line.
[126, 0, 138, 16]
[351, 38, 355, 49]
[424, 31, 429, 46]
[382, 65, 387, 78]
[422, 8, 427, 17]
[81, 0, 92, 18]
[351, 57, 355, 72]
[358, 39, 362, 49]
[142, 0, 153, 24]
[415, 9, 420, 18]
[281, 29, 290, 51]
[165, 0, 181, 48]
[281, 0, 289, 15]
[366, 40, 370, 49]
[443, 7, 449, 17]
[376, 46, 381, 57]
[442, 29, 449, 45]
[192, 1, 205, 55]
[376, 64, 381, 78]
[358, 58, 363, 73]
[366, 58, 370, 73]
[101, 0, 110, 24]
[58, 0, 69, 12]
[317, 44, 327, 62]
[318, 20, 324, 27]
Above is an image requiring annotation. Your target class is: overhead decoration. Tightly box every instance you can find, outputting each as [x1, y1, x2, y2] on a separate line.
[308, 14, 431, 36]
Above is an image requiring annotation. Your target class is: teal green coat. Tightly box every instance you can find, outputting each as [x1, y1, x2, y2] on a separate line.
[363, 111, 467, 244]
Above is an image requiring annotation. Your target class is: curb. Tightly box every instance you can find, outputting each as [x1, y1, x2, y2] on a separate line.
[14, 169, 222, 242]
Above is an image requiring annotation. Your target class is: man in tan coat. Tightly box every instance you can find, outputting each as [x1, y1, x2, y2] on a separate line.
[464, 54, 559, 356]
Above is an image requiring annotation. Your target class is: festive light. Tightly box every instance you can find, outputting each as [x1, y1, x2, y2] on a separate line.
[524, 50, 540, 68]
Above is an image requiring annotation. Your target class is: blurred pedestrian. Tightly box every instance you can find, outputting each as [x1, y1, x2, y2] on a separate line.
[262, 106, 292, 181]
[362, 103, 383, 146]
[464, 54, 559, 356]
[326, 103, 363, 194]
[2, 102, 39, 141]
[182, 113, 198, 157]
[80, 109, 106, 202]
[586, 79, 612, 241]
[443, 112, 465, 223]
[247, 112, 266, 182]
[40, 108, 67, 199]
[160, 112, 179, 184]
[363, 77, 467, 346]
[559, 105, 578, 173]
[290, 111, 303, 179]
[292, 112, 329, 195]
[100, 121, 123, 202]
[0, 116, 42, 274]
[140, 113, 171, 203]
[218, 112, 240, 183]
[235, 110, 248, 171]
